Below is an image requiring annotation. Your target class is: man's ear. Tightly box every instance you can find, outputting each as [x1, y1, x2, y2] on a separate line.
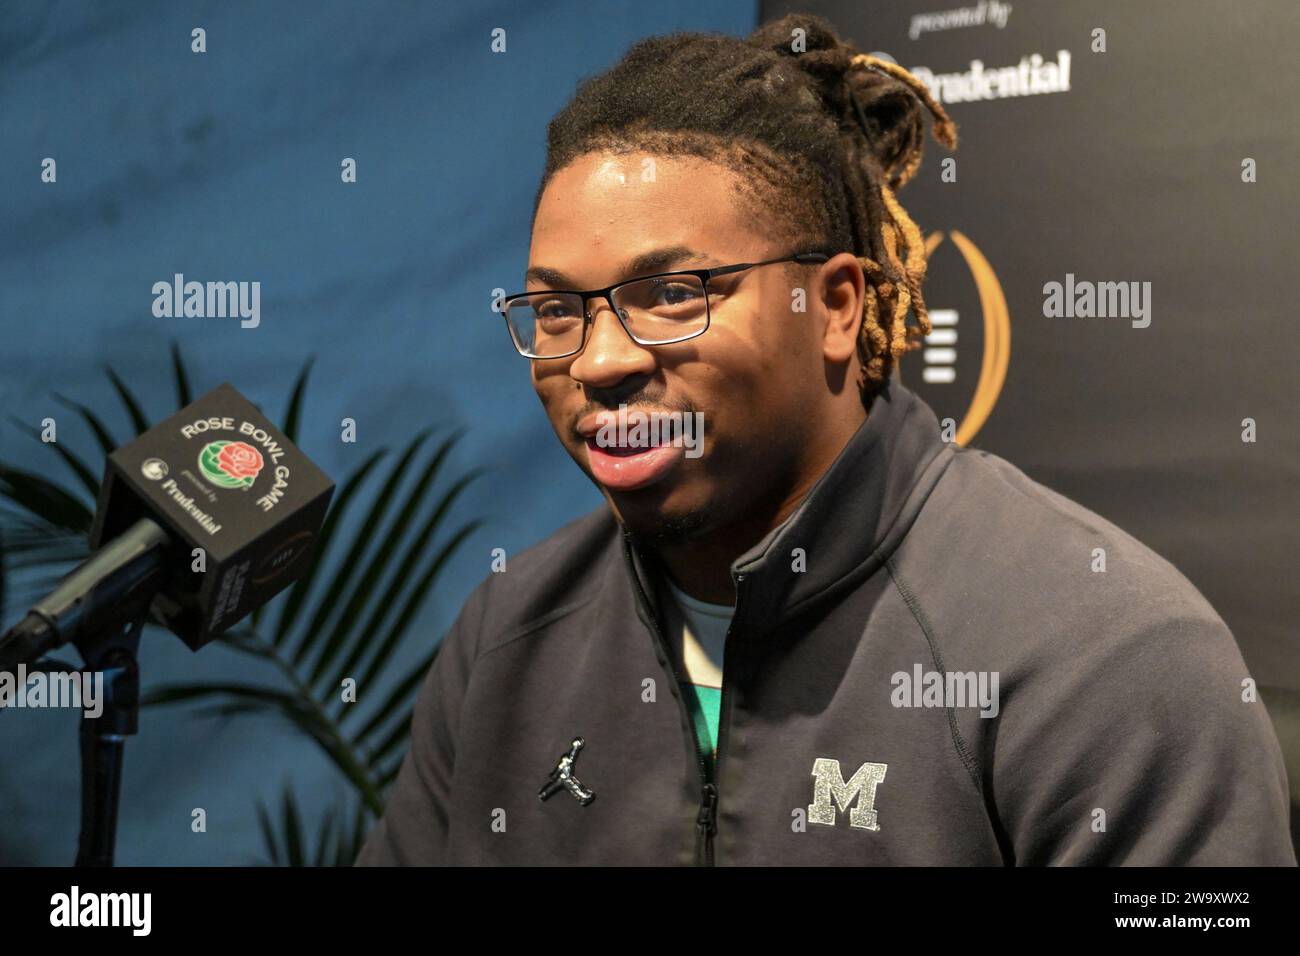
[819, 252, 865, 364]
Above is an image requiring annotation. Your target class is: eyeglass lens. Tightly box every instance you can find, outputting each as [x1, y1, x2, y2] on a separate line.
[505, 273, 709, 357]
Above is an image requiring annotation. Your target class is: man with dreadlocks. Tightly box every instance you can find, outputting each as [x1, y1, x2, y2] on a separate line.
[357, 14, 1294, 866]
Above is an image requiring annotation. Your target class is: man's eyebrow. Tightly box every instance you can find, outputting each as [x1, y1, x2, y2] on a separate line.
[524, 245, 711, 289]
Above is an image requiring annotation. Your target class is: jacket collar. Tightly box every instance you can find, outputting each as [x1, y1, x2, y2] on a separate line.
[620, 379, 954, 635]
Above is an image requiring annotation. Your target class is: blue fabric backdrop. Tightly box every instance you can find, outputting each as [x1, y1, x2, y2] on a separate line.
[0, 0, 756, 865]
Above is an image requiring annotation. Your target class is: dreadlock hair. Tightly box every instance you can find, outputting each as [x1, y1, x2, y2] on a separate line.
[534, 13, 957, 412]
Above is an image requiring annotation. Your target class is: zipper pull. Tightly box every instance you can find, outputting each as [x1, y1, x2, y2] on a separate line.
[696, 782, 718, 835]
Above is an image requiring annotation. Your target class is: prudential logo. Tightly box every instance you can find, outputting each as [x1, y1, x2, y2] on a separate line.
[197, 440, 265, 489]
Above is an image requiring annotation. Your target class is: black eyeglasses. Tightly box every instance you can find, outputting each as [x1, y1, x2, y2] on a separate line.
[497, 251, 831, 359]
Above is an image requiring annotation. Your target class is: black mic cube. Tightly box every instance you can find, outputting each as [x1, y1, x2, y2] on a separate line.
[90, 382, 336, 649]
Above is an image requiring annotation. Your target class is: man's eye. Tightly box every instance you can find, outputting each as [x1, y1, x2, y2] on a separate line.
[534, 298, 580, 321]
[534, 299, 581, 334]
[650, 280, 702, 306]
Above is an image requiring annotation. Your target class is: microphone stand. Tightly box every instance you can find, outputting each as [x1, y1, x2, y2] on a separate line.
[72, 614, 145, 867]
[22, 614, 146, 867]
[0, 517, 171, 865]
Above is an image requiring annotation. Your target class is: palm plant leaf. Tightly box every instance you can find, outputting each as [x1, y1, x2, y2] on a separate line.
[354, 517, 484, 710]
[142, 675, 385, 813]
[309, 432, 466, 689]
[271, 448, 387, 647]
[369, 695, 429, 772]
[5, 418, 100, 500]
[51, 393, 119, 458]
[250, 360, 315, 631]
[290, 431, 431, 671]
[141, 683, 305, 709]
[281, 787, 304, 866]
[171, 342, 192, 407]
[0, 514, 91, 558]
[4, 549, 90, 574]
[337, 801, 369, 867]
[377, 753, 407, 791]
[257, 785, 370, 867]
[280, 357, 313, 446]
[344, 514, 484, 723]
[0, 464, 95, 533]
[312, 804, 337, 868]
[104, 368, 150, 437]
[353, 646, 438, 748]
[255, 800, 281, 866]
[189, 700, 278, 719]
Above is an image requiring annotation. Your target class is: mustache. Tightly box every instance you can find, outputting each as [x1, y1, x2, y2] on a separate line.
[570, 393, 700, 443]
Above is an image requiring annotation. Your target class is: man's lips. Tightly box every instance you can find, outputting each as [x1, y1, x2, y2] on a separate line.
[576, 408, 688, 491]
[584, 440, 682, 491]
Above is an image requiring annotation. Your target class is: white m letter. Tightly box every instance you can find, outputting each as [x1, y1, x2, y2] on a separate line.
[807, 758, 888, 831]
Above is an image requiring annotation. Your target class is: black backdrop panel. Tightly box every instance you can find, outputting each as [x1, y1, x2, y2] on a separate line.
[761, 0, 1299, 687]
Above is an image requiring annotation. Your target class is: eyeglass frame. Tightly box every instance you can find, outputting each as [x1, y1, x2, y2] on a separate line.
[497, 250, 833, 359]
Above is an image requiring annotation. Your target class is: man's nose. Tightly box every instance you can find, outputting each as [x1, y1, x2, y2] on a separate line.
[568, 297, 656, 386]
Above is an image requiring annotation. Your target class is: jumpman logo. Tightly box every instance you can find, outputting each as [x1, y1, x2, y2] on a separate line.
[538, 737, 595, 806]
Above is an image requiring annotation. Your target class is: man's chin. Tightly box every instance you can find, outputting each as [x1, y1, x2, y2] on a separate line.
[574, 448, 717, 544]
[602, 487, 712, 545]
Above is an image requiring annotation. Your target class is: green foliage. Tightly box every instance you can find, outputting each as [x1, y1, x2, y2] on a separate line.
[256, 784, 369, 867]
[0, 344, 484, 865]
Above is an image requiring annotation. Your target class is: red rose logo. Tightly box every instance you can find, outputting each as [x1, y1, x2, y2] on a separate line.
[217, 441, 264, 481]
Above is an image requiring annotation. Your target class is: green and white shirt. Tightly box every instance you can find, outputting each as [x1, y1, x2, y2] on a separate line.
[664, 578, 734, 760]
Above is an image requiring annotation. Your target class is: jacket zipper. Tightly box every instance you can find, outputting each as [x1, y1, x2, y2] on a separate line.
[625, 537, 748, 866]
[708, 570, 747, 866]
[707, 574, 748, 868]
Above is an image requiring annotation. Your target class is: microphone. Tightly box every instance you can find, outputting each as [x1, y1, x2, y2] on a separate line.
[0, 518, 171, 669]
[0, 382, 335, 664]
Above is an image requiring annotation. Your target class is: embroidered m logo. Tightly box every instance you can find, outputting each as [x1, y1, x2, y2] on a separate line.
[807, 758, 888, 831]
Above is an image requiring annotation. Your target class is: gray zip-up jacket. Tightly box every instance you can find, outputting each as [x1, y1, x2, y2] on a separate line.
[356, 381, 1295, 866]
